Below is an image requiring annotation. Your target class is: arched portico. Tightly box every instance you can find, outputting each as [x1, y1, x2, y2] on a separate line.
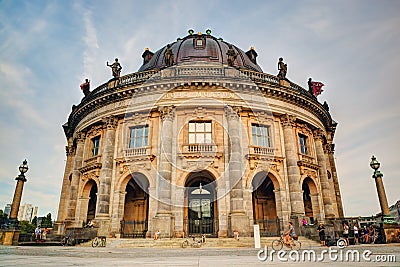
[252, 172, 281, 236]
[301, 176, 321, 224]
[184, 171, 218, 236]
[120, 173, 150, 238]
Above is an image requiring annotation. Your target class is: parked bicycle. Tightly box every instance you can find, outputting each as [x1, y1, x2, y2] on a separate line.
[181, 236, 202, 248]
[271, 234, 301, 251]
[92, 236, 107, 247]
[60, 235, 76, 246]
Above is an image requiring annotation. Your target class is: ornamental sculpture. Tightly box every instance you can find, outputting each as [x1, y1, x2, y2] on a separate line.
[164, 44, 174, 67]
[80, 79, 90, 97]
[277, 57, 287, 80]
[107, 58, 122, 78]
[226, 44, 237, 67]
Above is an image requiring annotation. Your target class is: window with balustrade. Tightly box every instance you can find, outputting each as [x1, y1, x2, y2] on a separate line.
[298, 133, 308, 155]
[188, 121, 212, 144]
[129, 125, 149, 148]
[251, 124, 271, 147]
[91, 136, 101, 157]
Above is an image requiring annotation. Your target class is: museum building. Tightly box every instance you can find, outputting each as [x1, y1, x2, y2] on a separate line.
[55, 30, 344, 238]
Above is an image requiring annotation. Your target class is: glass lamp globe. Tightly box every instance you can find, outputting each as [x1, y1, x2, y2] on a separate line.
[19, 159, 29, 174]
[370, 156, 380, 171]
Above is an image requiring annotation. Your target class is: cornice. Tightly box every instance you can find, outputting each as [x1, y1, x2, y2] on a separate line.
[64, 69, 335, 138]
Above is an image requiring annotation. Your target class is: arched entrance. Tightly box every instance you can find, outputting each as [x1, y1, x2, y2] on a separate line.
[184, 171, 218, 236]
[86, 180, 97, 222]
[302, 177, 319, 224]
[252, 174, 280, 236]
[121, 174, 149, 238]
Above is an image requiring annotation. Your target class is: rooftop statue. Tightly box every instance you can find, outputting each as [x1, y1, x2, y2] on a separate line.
[164, 44, 174, 67]
[226, 44, 237, 67]
[107, 58, 122, 78]
[277, 57, 287, 80]
[308, 78, 313, 94]
[80, 79, 90, 97]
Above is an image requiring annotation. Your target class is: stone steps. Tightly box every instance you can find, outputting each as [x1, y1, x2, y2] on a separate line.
[78, 236, 320, 248]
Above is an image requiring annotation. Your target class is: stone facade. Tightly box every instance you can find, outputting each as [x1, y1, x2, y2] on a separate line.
[55, 32, 344, 238]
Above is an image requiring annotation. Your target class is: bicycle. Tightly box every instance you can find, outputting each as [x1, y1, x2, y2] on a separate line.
[92, 236, 106, 247]
[181, 236, 202, 248]
[271, 234, 301, 251]
[60, 235, 76, 246]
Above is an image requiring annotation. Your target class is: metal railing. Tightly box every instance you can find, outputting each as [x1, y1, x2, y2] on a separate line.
[120, 220, 148, 238]
[184, 218, 218, 236]
[254, 218, 281, 237]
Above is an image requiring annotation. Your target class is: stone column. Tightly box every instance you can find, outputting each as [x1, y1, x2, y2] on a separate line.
[110, 190, 126, 236]
[314, 129, 335, 218]
[55, 138, 75, 234]
[225, 105, 248, 236]
[374, 172, 390, 216]
[95, 116, 118, 236]
[327, 143, 344, 217]
[152, 106, 175, 237]
[66, 132, 85, 226]
[280, 114, 305, 217]
[9, 173, 27, 222]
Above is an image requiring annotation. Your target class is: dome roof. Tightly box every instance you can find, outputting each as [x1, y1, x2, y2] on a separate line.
[138, 32, 262, 72]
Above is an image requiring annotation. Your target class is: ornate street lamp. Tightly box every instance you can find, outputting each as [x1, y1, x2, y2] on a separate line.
[369, 156, 394, 224]
[9, 160, 29, 227]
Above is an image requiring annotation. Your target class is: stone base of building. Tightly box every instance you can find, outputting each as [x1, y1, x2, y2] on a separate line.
[152, 213, 174, 238]
[383, 223, 400, 243]
[0, 230, 20, 245]
[95, 218, 111, 237]
[229, 212, 250, 237]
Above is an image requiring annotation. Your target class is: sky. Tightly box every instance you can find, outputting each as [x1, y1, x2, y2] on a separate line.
[0, 0, 399, 219]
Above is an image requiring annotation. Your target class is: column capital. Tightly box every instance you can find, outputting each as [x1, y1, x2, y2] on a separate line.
[280, 113, 296, 128]
[313, 128, 326, 142]
[103, 116, 118, 130]
[224, 105, 241, 120]
[65, 144, 75, 156]
[75, 131, 86, 143]
[159, 105, 175, 121]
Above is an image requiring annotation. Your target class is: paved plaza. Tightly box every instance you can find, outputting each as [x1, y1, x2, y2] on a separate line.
[0, 244, 399, 266]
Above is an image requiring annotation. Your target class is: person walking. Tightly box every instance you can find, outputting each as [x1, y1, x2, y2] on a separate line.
[317, 223, 326, 246]
[343, 222, 349, 246]
[353, 224, 359, 245]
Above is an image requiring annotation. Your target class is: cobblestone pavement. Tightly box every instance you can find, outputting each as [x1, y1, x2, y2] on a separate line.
[0, 244, 399, 266]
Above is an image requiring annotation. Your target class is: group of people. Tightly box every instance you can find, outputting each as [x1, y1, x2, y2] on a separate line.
[34, 225, 49, 241]
[284, 220, 382, 247]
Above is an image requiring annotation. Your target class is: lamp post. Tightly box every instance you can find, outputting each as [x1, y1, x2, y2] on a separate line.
[9, 159, 29, 226]
[369, 156, 393, 224]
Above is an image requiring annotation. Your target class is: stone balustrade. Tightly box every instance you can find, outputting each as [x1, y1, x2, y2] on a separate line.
[123, 147, 151, 157]
[250, 146, 275, 156]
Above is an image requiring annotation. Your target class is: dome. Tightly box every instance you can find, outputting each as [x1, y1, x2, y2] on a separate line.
[138, 31, 262, 72]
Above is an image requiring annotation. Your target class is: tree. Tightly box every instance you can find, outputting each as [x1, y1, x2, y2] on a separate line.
[20, 221, 35, 234]
[31, 216, 37, 226]
[40, 213, 53, 228]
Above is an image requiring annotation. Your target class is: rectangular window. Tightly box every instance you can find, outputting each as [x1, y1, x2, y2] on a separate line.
[251, 124, 271, 147]
[129, 125, 149, 148]
[188, 121, 212, 144]
[298, 134, 308, 154]
[91, 136, 100, 157]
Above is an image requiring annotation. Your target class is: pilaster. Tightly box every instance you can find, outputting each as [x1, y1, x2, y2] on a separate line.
[280, 114, 305, 217]
[95, 116, 118, 234]
[314, 129, 335, 218]
[65, 131, 85, 226]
